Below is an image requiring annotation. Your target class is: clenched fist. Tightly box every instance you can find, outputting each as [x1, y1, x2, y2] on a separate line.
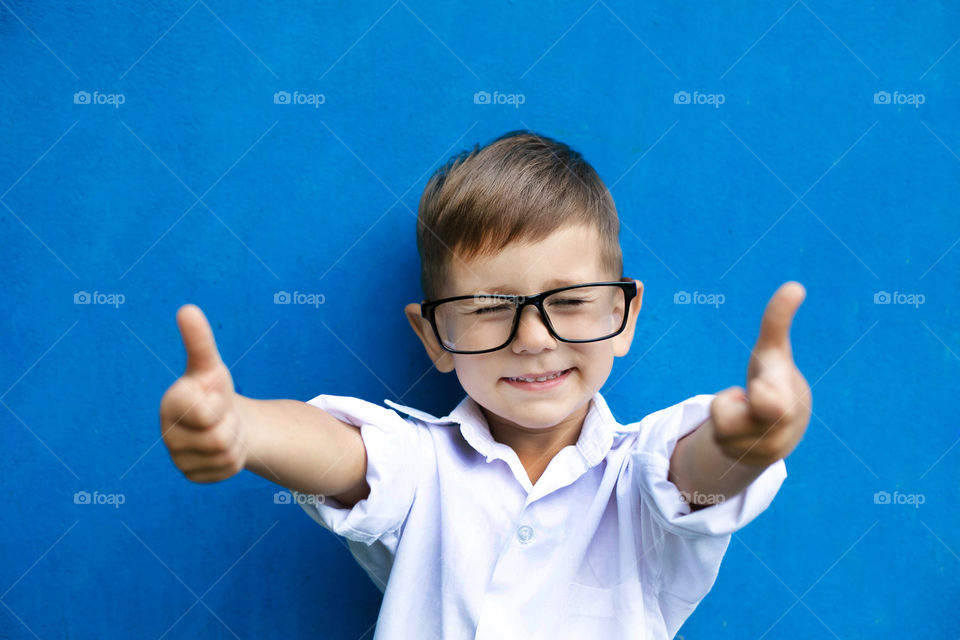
[160, 304, 248, 483]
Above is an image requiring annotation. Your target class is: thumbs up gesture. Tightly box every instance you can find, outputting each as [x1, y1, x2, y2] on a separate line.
[160, 305, 248, 482]
[709, 282, 812, 467]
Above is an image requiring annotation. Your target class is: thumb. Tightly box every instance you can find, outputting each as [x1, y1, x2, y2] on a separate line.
[176, 304, 224, 375]
[754, 281, 806, 353]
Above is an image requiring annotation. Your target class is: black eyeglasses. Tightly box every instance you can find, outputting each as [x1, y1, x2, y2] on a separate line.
[420, 279, 638, 354]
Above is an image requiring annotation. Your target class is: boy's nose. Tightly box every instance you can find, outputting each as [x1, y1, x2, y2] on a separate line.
[510, 305, 557, 353]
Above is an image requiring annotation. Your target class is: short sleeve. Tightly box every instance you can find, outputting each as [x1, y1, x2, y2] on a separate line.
[292, 393, 422, 547]
[628, 394, 787, 631]
[630, 393, 787, 538]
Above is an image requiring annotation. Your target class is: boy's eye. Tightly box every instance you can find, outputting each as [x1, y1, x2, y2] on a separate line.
[549, 298, 587, 307]
[471, 304, 513, 315]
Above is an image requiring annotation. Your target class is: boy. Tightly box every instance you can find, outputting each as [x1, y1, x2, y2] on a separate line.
[160, 131, 811, 639]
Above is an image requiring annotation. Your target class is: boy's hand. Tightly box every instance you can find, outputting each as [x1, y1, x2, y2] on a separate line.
[160, 304, 248, 483]
[710, 281, 812, 467]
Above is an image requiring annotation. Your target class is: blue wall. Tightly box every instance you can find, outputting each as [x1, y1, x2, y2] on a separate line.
[1, 2, 957, 637]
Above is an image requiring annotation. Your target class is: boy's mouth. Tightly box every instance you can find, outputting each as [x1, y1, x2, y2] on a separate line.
[502, 367, 574, 389]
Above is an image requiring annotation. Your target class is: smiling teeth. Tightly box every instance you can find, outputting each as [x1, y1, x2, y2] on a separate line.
[510, 370, 566, 383]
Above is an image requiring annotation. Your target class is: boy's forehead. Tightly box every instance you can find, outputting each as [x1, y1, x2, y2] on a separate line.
[443, 224, 608, 296]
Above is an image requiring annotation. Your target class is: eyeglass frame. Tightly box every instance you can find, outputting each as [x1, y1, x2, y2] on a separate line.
[419, 278, 639, 354]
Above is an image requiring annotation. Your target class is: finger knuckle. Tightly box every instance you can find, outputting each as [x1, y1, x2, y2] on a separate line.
[164, 435, 188, 454]
[713, 422, 740, 443]
[770, 430, 794, 454]
[212, 449, 240, 469]
[204, 428, 232, 453]
[755, 437, 780, 459]
[159, 394, 179, 424]
[163, 422, 194, 448]
[191, 406, 217, 430]
[187, 470, 218, 484]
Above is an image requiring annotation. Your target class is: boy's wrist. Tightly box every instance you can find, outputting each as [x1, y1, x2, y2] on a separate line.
[234, 394, 263, 473]
[671, 415, 771, 509]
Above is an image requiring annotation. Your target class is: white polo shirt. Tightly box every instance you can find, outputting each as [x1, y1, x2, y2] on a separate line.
[294, 391, 787, 640]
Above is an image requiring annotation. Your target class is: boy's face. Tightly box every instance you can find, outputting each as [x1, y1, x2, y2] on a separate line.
[405, 223, 643, 431]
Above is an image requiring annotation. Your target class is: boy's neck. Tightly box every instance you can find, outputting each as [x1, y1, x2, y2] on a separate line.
[480, 402, 590, 485]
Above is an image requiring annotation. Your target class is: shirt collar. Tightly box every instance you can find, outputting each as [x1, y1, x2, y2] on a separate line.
[384, 392, 617, 468]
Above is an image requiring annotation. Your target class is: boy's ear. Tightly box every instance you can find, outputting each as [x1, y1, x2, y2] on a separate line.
[612, 280, 643, 358]
[404, 303, 455, 373]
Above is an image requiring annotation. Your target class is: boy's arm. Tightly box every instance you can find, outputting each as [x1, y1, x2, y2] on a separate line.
[668, 282, 811, 510]
[160, 305, 369, 507]
[237, 395, 370, 504]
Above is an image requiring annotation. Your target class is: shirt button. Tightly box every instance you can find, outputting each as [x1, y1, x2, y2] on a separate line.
[517, 525, 534, 544]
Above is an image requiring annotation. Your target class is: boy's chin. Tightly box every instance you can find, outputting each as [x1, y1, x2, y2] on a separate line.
[488, 396, 584, 429]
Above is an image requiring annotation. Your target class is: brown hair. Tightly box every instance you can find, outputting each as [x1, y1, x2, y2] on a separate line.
[415, 130, 623, 300]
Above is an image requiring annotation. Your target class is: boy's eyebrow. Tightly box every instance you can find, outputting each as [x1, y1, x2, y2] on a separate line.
[477, 278, 582, 295]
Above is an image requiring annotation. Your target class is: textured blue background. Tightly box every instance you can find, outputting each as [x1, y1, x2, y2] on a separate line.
[1, 2, 958, 638]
